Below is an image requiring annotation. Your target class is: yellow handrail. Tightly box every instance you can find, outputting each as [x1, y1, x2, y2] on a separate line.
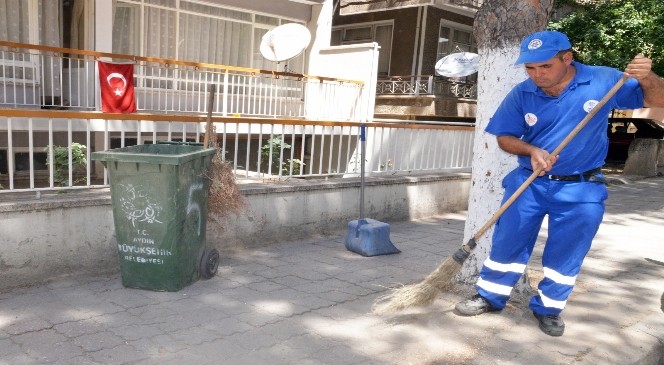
[0, 108, 474, 131]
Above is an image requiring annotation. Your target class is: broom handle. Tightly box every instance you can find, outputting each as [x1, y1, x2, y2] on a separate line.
[203, 84, 216, 148]
[471, 76, 628, 242]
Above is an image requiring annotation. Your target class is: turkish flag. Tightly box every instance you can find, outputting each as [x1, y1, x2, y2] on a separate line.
[98, 61, 137, 113]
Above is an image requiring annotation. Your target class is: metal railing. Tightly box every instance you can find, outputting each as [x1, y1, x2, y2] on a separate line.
[445, 0, 484, 9]
[341, 0, 483, 12]
[376, 75, 477, 99]
[0, 110, 474, 193]
[435, 79, 477, 99]
[377, 75, 434, 95]
[0, 41, 365, 121]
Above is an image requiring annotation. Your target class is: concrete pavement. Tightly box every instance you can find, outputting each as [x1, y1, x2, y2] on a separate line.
[1, 176, 663, 364]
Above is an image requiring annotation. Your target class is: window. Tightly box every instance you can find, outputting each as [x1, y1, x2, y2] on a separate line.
[331, 22, 393, 76]
[0, 0, 60, 87]
[0, 0, 31, 43]
[112, 3, 140, 56]
[253, 22, 306, 73]
[112, 0, 306, 72]
[110, 138, 138, 149]
[437, 23, 476, 58]
[64, 0, 92, 50]
[437, 21, 477, 80]
[343, 26, 372, 42]
[0, 150, 7, 174]
[14, 152, 47, 171]
[0, 0, 62, 46]
[179, 13, 252, 66]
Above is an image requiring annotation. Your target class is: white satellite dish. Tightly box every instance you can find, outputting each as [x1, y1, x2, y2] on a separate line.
[260, 23, 311, 63]
[435, 52, 480, 77]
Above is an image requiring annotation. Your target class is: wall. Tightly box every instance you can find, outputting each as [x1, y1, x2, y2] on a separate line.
[221, 0, 313, 21]
[333, 7, 420, 76]
[0, 172, 470, 292]
[0, 191, 117, 290]
[374, 95, 477, 117]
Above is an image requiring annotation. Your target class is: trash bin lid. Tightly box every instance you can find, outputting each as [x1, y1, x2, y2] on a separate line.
[92, 143, 216, 165]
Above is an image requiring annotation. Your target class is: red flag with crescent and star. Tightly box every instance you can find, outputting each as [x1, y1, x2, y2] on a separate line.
[98, 61, 137, 113]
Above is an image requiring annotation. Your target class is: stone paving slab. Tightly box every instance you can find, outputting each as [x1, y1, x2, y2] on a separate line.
[1, 178, 663, 364]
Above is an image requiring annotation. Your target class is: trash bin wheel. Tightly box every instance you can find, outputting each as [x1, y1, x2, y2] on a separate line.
[200, 249, 220, 279]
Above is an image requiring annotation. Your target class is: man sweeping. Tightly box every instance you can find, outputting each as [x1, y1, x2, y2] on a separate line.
[455, 30, 664, 336]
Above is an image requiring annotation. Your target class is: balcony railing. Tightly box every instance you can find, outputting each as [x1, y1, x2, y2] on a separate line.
[376, 75, 477, 99]
[0, 41, 365, 121]
[377, 75, 434, 95]
[435, 79, 477, 99]
[0, 110, 474, 193]
[439, 0, 484, 10]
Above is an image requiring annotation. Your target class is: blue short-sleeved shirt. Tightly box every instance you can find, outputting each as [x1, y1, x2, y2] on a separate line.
[485, 62, 644, 175]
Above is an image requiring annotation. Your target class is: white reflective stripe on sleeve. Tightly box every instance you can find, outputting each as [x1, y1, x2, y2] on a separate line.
[483, 258, 527, 274]
[477, 277, 513, 296]
[539, 289, 567, 310]
[543, 267, 577, 286]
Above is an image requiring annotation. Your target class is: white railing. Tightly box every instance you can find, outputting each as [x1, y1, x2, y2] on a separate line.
[0, 41, 365, 121]
[0, 111, 475, 193]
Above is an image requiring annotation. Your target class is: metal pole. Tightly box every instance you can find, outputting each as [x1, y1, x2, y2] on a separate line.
[360, 123, 366, 220]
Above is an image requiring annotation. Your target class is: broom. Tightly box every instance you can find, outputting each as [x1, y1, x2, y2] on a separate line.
[372, 76, 628, 314]
[203, 85, 247, 221]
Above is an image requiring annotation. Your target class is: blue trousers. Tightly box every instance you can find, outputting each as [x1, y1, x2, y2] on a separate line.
[476, 167, 607, 315]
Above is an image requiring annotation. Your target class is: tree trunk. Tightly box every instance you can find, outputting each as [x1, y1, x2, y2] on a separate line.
[457, 0, 555, 290]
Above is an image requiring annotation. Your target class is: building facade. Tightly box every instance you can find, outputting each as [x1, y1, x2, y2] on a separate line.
[333, 0, 481, 118]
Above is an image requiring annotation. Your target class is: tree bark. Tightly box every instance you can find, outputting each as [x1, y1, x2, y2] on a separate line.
[457, 0, 555, 286]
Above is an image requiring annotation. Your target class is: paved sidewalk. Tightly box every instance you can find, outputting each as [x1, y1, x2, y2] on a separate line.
[1, 177, 664, 365]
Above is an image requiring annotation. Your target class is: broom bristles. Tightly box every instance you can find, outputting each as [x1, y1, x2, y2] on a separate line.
[371, 256, 463, 314]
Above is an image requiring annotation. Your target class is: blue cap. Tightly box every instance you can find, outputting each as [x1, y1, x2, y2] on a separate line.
[515, 30, 572, 64]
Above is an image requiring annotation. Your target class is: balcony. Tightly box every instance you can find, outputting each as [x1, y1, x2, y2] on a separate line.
[374, 75, 477, 119]
[376, 75, 477, 99]
[0, 41, 364, 120]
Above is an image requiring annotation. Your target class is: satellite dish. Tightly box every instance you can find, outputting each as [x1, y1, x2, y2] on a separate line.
[435, 52, 479, 77]
[260, 23, 311, 63]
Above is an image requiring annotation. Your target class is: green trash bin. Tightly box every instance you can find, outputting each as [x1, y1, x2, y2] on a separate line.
[92, 142, 219, 291]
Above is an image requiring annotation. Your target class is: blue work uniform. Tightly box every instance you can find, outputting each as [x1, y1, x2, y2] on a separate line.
[480, 62, 644, 315]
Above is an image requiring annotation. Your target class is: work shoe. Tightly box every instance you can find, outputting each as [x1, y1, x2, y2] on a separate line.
[533, 312, 565, 337]
[455, 294, 501, 316]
